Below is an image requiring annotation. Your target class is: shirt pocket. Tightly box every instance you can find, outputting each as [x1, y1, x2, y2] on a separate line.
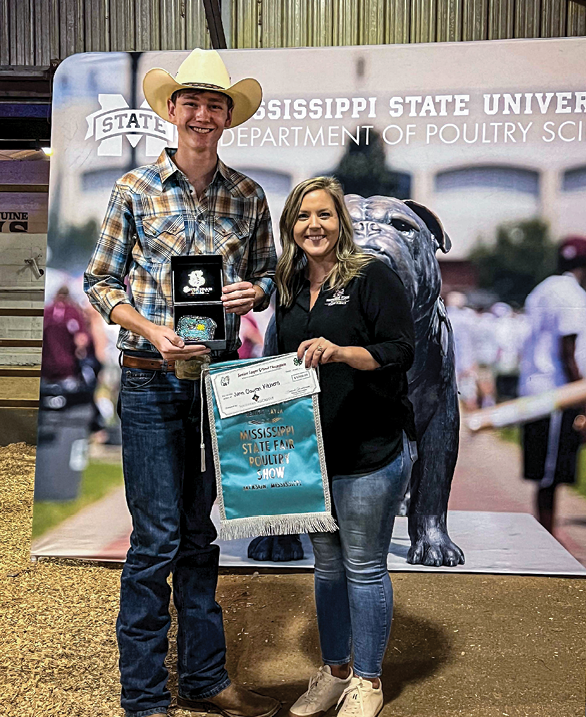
[139, 214, 186, 263]
[213, 216, 250, 253]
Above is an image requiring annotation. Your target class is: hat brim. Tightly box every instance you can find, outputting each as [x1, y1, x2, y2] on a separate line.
[143, 67, 262, 128]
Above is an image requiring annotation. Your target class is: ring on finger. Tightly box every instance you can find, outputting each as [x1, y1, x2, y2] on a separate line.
[316, 345, 324, 352]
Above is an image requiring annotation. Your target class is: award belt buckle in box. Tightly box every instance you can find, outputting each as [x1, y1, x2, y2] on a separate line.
[204, 353, 338, 540]
[171, 254, 226, 350]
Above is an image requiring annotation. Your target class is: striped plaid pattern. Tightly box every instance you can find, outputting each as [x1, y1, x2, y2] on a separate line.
[84, 148, 276, 354]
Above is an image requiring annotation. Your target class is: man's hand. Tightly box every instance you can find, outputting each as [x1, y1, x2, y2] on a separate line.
[222, 282, 262, 315]
[145, 324, 210, 361]
[111, 304, 210, 361]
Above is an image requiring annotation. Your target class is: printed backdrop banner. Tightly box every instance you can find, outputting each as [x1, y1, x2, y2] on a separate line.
[30, 38, 586, 574]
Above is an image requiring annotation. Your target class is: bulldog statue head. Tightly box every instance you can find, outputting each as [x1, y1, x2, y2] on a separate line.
[346, 195, 451, 321]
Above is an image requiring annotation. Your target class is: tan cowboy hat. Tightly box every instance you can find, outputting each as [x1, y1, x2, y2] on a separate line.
[143, 48, 262, 128]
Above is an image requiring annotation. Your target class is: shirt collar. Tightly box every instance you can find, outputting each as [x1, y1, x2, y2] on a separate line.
[156, 148, 234, 191]
[156, 148, 181, 184]
[216, 158, 234, 187]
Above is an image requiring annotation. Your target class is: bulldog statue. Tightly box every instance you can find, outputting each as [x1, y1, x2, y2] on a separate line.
[248, 195, 465, 567]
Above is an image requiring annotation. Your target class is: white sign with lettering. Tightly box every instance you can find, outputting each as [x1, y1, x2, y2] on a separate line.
[211, 353, 320, 419]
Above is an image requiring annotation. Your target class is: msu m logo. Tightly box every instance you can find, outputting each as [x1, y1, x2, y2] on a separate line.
[85, 94, 177, 157]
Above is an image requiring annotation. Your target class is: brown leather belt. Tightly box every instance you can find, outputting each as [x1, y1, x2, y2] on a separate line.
[122, 354, 176, 372]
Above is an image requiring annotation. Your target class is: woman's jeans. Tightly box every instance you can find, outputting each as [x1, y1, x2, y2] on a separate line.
[310, 449, 411, 678]
[117, 366, 230, 717]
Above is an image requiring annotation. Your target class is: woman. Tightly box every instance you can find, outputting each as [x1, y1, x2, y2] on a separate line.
[275, 177, 415, 717]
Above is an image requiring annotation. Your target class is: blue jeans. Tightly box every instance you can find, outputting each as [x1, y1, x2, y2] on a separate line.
[309, 450, 411, 678]
[117, 366, 230, 717]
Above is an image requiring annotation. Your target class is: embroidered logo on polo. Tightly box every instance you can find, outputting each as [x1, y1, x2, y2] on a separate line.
[325, 289, 350, 306]
[182, 269, 214, 296]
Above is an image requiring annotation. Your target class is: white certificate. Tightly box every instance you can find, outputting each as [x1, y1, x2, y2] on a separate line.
[210, 353, 321, 419]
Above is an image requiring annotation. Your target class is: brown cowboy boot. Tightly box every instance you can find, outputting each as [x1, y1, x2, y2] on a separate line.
[177, 683, 280, 717]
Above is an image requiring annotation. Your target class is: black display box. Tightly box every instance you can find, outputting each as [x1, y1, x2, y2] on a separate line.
[171, 255, 226, 349]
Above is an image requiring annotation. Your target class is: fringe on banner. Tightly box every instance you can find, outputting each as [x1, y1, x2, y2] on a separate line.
[218, 512, 338, 541]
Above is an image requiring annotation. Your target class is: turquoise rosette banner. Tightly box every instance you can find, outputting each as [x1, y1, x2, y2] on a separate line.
[204, 355, 337, 540]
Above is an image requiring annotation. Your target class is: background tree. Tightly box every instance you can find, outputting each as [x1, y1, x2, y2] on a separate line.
[470, 218, 557, 306]
[330, 129, 411, 199]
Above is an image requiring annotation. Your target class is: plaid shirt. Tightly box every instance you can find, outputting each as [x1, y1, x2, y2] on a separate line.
[84, 148, 276, 355]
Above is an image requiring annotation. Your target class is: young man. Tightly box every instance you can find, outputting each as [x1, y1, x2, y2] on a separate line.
[84, 49, 278, 717]
[519, 236, 586, 534]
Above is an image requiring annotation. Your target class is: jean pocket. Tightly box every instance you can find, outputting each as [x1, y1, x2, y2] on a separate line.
[121, 367, 157, 390]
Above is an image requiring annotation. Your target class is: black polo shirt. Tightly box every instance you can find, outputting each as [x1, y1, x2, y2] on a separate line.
[276, 258, 415, 477]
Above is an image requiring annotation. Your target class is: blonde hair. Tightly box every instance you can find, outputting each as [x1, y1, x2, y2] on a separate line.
[276, 176, 373, 307]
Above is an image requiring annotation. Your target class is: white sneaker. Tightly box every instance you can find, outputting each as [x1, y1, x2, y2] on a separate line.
[336, 676, 383, 717]
[289, 665, 353, 717]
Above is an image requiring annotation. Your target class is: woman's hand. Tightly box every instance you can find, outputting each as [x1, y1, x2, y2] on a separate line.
[297, 337, 340, 368]
[297, 338, 381, 370]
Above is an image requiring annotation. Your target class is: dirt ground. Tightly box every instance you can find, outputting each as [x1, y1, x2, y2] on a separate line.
[1, 443, 585, 717]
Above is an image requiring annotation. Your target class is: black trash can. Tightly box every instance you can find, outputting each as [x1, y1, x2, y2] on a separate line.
[34, 389, 94, 502]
